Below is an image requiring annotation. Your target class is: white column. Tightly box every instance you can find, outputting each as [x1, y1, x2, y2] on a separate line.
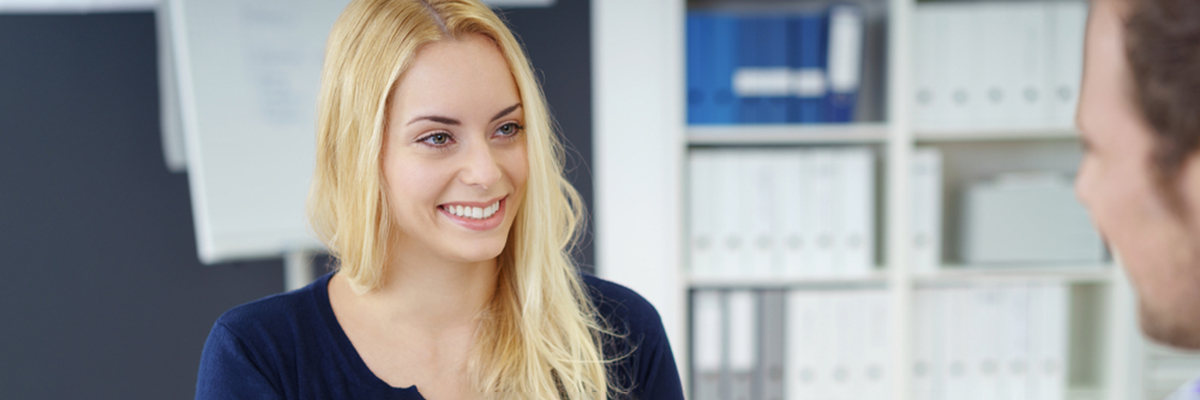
[591, 0, 687, 382]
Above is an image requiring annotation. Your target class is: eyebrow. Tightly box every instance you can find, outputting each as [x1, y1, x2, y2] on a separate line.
[405, 103, 522, 126]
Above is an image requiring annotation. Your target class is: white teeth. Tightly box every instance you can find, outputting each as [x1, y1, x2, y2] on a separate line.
[445, 200, 502, 220]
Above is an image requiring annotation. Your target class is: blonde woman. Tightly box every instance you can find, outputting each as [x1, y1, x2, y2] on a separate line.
[194, 0, 683, 399]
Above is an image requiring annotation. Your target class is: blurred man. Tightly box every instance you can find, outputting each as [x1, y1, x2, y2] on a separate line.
[1075, 0, 1200, 394]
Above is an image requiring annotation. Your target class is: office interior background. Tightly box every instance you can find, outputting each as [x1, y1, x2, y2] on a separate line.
[2, 0, 1199, 399]
[0, 0, 590, 398]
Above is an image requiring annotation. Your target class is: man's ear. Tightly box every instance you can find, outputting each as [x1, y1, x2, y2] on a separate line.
[1174, 151, 1200, 228]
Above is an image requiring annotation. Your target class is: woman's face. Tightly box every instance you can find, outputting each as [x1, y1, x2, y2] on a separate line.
[382, 34, 528, 265]
[1075, 0, 1200, 348]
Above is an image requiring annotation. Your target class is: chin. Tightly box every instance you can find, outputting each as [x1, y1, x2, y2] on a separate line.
[448, 238, 508, 263]
[1140, 297, 1200, 350]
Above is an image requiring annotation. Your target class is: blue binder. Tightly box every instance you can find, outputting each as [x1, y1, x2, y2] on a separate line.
[787, 13, 827, 124]
[762, 16, 789, 124]
[687, 12, 709, 124]
[736, 16, 789, 124]
[824, 4, 864, 123]
[709, 13, 739, 124]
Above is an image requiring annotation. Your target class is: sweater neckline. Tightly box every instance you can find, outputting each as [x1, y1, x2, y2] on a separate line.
[311, 271, 424, 397]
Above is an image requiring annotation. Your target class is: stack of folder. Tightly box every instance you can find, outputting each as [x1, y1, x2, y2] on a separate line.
[687, 147, 945, 279]
[688, 147, 876, 279]
[687, 5, 865, 125]
[691, 283, 1070, 400]
[912, 1, 1087, 132]
[913, 284, 1069, 400]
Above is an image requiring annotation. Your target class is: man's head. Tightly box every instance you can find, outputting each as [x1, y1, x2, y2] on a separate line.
[1075, 0, 1200, 349]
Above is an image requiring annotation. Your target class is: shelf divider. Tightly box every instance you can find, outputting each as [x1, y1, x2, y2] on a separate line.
[688, 272, 889, 289]
[687, 123, 889, 145]
[915, 128, 1080, 142]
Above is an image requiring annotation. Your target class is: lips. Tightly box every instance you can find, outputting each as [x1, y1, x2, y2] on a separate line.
[438, 196, 507, 231]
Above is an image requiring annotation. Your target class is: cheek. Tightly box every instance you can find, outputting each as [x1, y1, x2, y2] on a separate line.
[503, 144, 530, 192]
[383, 156, 452, 214]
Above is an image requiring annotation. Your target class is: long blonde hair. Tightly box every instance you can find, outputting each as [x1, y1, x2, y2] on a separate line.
[306, 0, 614, 398]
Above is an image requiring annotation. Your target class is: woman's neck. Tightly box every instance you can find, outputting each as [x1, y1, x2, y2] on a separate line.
[355, 250, 499, 334]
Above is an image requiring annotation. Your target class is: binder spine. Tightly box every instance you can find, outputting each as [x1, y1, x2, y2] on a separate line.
[689, 150, 716, 278]
[760, 290, 787, 400]
[711, 14, 739, 124]
[728, 291, 759, 400]
[687, 12, 710, 125]
[824, 4, 864, 123]
[692, 290, 726, 400]
[787, 13, 827, 124]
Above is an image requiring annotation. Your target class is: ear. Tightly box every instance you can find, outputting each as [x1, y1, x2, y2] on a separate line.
[1177, 151, 1200, 228]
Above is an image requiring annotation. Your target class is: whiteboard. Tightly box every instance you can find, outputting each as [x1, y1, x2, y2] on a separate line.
[168, 0, 349, 264]
[0, 0, 554, 13]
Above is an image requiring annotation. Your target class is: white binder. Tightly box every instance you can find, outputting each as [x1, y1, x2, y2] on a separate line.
[830, 291, 861, 399]
[912, 6, 943, 131]
[914, 289, 936, 400]
[971, 286, 1004, 400]
[837, 148, 875, 277]
[861, 291, 890, 399]
[715, 151, 744, 278]
[942, 287, 973, 400]
[1029, 284, 1068, 400]
[797, 151, 822, 278]
[727, 291, 758, 400]
[734, 150, 757, 278]
[776, 150, 807, 278]
[747, 155, 778, 278]
[693, 290, 725, 400]
[911, 148, 943, 274]
[971, 4, 1009, 130]
[811, 151, 837, 277]
[998, 286, 1031, 400]
[1008, 4, 1051, 130]
[938, 3, 976, 131]
[1048, 2, 1087, 129]
[787, 290, 823, 400]
[689, 150, 717, 278]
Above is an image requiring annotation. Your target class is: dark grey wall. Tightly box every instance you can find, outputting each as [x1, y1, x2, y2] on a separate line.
[501, 1, 595, 270]
[0, 2, 591, 398]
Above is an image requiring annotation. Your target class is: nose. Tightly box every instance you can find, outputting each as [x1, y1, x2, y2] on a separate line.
[459, 141, 503, 190]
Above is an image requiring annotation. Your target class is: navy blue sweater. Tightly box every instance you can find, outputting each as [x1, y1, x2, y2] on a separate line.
[196, 271, 684, 399]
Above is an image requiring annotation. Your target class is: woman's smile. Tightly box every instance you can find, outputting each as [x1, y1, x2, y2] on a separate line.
[437, 195, 507, 231]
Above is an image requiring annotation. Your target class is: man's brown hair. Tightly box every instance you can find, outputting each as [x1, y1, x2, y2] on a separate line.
[1125, 0, 1200, 189]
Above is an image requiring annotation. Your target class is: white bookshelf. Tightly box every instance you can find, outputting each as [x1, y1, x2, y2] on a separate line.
[591, 1, 1148, 399]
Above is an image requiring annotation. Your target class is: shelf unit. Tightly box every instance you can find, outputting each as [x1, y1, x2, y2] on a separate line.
[591, 1, 1146, 399]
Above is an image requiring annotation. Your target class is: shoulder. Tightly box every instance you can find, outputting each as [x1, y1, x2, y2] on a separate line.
[214, 283, 317, 343]
[204, 274, 330, 369]
[580, 273, 664, 334]
[579, 274, 685, 399]
[197, 277, 329, 398]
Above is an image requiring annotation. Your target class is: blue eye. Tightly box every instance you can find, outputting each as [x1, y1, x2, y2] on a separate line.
[421, 132, 453, 146]
[496, 122, 523, 138]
